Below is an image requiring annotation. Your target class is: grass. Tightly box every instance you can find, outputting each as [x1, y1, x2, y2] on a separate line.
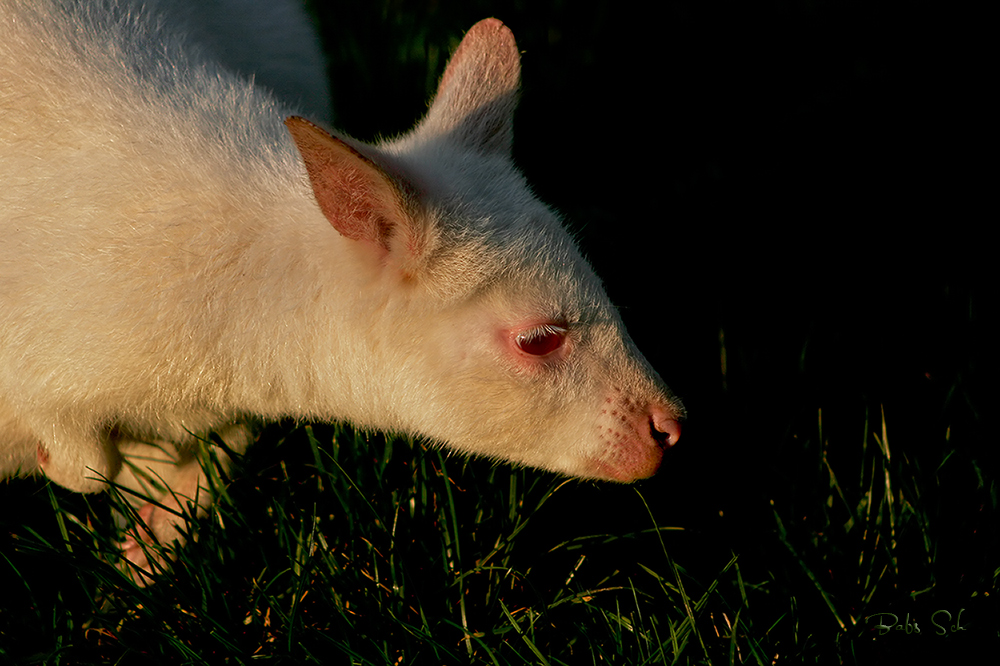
[1, 0, 990, 664]
[4, 384, 995, 663]
[1, 424, 753, 664]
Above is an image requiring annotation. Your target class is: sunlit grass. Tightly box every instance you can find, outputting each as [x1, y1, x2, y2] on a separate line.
[2, 370, 992, 664]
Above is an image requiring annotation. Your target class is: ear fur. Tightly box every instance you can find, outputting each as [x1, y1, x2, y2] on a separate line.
[416, 18, 521, 155]
[285, 19, 522, 279]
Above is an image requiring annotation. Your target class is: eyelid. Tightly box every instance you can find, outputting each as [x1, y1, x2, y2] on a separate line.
[517, 323, 568, 341]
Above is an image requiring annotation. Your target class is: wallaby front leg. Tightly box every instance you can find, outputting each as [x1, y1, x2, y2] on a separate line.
[113, 424, 254, 585]
[36, 420, 121, 494]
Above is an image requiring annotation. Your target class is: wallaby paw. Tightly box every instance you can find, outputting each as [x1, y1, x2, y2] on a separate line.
[111, 427, 248, 584]
[118, 496, 190, 586]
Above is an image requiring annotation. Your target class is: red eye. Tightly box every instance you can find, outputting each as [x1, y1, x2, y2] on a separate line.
[515, 324, 568, 356]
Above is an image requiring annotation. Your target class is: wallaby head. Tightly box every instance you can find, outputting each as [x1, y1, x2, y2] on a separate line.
[283, 19, 684, 481]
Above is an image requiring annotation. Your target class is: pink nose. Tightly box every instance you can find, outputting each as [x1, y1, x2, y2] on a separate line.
[651, 408, 682, 449]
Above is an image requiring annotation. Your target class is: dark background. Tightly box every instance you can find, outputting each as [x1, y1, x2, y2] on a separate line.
[313, 0, 989, 437]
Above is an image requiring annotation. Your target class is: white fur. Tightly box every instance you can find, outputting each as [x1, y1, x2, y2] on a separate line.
[0, 0, 684, 575]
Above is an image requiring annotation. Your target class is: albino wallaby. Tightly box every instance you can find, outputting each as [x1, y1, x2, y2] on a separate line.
[0, 0, 684, 580]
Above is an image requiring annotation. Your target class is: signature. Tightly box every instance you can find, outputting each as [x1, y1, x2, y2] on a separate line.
[866, 608, 968, 637]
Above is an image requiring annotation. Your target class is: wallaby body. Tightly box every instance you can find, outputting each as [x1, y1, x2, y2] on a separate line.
[0, 0, 684, 578]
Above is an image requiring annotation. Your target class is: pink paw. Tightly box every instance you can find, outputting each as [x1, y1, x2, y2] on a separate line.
[118, 496, 190, 586]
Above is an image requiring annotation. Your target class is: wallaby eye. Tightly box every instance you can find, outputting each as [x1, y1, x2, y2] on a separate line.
[515, 324, 568, 356]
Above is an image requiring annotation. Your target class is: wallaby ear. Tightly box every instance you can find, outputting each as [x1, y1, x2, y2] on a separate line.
[417, 18, 521, 155]
[285, 116, 414, 254]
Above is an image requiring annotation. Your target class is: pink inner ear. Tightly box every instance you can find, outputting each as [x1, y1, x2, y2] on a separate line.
[284, 117, 406, 251]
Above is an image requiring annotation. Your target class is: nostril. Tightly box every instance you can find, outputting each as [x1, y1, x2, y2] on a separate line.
[650, 413, 682, 449]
